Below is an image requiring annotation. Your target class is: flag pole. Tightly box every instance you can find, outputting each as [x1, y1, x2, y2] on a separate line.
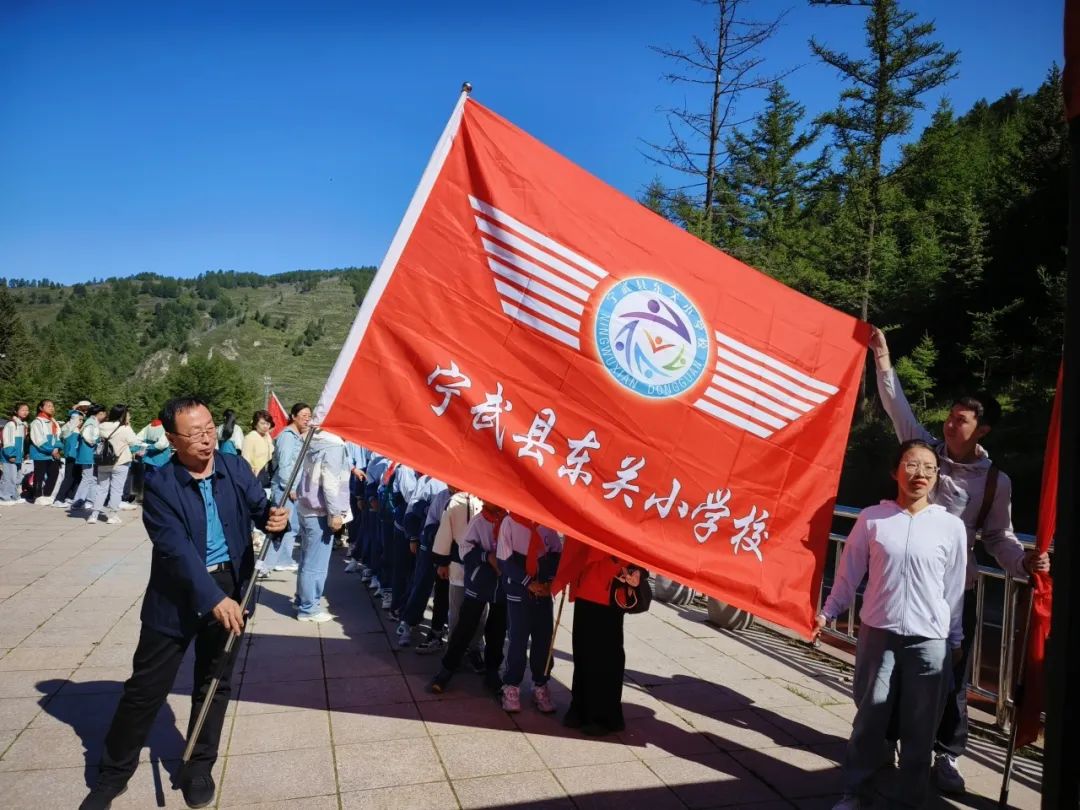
[181, 425, 319, 765]
[544, 586, 567, 679]
[999, 586, 1036, 809]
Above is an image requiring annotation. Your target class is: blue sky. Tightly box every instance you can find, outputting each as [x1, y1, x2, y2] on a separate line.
[0, 0, 1062, 285]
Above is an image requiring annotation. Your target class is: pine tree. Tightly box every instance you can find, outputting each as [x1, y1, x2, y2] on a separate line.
[810, 0, 959, 324]
[719, 82, 825, 276]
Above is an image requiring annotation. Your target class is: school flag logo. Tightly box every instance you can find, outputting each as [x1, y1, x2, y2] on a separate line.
[315, 92, 869, 636]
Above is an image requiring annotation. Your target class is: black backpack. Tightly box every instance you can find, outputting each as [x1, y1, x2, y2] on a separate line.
[95, 426, 122, 466]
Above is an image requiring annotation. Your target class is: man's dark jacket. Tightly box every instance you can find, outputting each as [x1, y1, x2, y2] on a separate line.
[140, 451, 272, 638]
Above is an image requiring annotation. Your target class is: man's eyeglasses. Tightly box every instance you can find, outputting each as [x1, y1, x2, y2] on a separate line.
[903, 462, 939, 476]
[171, 426, 217, 442]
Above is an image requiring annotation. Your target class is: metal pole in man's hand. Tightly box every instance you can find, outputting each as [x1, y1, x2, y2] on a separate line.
[544, 587, 567, 680]
[182, 426, 319, 765]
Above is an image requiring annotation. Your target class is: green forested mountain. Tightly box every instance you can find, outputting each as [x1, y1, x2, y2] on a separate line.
[0, 268, 375, 432]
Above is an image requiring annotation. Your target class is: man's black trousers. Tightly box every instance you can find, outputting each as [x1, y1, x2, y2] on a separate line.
[96, 567, 243, 788]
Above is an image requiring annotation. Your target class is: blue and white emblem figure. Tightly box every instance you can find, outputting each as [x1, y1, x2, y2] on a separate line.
[595, 277, 709, 399]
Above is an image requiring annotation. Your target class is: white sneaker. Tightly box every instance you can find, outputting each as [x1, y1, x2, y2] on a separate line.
[367, 576, 381, 591]
[0, 499, 24, 506]
[932, 753, 966, 794]
[105, 515, 122, 525]
[344, 559, 362, 573]
[52, 499, 70, 508]
[380, 591, 393, 610]
[274, 563, 300, 572]
[118, 502, 138, 511]
[35, 496, 53, 506]
[395, 620, 411, 637]
[360, 568, 373, 582]
[297, 611, 334, 623]
[86, 514, 99, 524]
[831, 796, 862, 810]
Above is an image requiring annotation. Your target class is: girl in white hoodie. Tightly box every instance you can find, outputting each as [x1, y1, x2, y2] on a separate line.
[814, 440, 967, 810]
[87, 405, 144, 525]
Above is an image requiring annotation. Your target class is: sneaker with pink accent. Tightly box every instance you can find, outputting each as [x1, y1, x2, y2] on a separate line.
[501, 685, 521, 713]
[533, 684, 556, 714]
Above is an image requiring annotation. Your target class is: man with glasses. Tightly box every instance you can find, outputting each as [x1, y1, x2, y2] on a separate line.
[870, 328, 1050, 794]
[80, 397, 290, 810]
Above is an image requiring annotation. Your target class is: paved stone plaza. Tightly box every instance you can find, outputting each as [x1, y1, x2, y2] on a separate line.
[0, 504, 1043, 809]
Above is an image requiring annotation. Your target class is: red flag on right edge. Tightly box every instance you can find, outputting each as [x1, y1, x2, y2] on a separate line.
[1014, 363, 1061, 749]
[267, 391, 289, 439]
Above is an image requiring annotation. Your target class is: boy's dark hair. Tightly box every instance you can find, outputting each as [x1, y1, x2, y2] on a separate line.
[290, 402, 311, 419]
[159, 397, 208, 433]
[892, 438, 937, 470]
[951, 393, 1001, 428]
[86, 405, 106, 417]
[108, 404, 130, 425]
[251, 409, 274, 430]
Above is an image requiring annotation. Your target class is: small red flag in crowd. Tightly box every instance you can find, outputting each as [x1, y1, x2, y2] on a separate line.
[314, 93, 869, 636]
[267, 391, 288, 439]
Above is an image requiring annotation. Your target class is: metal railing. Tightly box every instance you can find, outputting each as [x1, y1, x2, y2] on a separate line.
[819, 505, 1038, 732]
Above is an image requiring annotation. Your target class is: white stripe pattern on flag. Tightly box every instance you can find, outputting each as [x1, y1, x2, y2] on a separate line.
[473, 196, 609, 349]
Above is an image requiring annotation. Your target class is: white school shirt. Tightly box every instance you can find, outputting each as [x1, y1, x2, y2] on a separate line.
[496, 516, 563, 561]
[432, 492, 482, 586]
[822, 501, 967, 648]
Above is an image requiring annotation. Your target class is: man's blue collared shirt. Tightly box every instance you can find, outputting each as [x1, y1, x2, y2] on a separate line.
[199, 476, 230, 566]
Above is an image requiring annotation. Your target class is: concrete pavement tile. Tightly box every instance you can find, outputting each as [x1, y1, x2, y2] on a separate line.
[82, 644, 138, 669]
[646, 752, 780, 808]
[340, 780, 458, 810]
[0, 669, 74, 699]
[730, 744, 844, 799]
[320, 635, 393, 657]
[334, 737, 444, 792]
[239, 653, 325, 684]
[750, 704, 851, 747]
[0, 764, 95, 809]
[649, 679, 751, 715]
[675, 653, 773, 685]
[617, 710, 721, 760]
[54, 666, 131, 695]
[329, 703, 426, 745]
[0, 645, 93, 671]
[0, 725, 98, 771]
[110, 759, 223, 809]
[217, 745, 336, 807]
[323, 650, 399, 679]
[21, 626, 105, 647]
[419, 696, 516, 736]
[244, 634, 324, 661]
[433, 729, 545, 780]
[523, 729, 637, 770]
[0, 628, 39, 648]
[645, 636, 722, 659]
[236, 677, 328, 715]
[552, 760, 684, 810]
[218, 796, 339, 810]
[453, 770, 573, 809]
[0, 698, 44, 731]
[227, 709, 331, 754]
[679, 705, 799, 754]
[327, 674, 411, 710]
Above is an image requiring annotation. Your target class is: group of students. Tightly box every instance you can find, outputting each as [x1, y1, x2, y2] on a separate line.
[0, 399, 171, 523]
[254, 402, 646, 731]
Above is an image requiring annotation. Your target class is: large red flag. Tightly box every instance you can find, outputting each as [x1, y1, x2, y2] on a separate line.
[314, 93, 869, 636]
[1014, 364, 1061, 748]
[267, 392, 288, 439]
